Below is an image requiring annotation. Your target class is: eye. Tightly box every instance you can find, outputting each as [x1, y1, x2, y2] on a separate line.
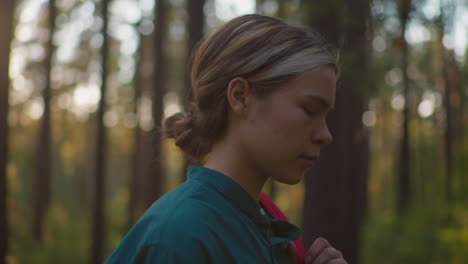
[303, 107, 318, 118]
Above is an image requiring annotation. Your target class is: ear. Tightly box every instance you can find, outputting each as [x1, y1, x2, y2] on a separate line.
[226, 77, 252, 115]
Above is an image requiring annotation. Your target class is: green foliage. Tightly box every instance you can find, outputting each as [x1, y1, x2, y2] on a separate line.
[362, 203, 468, 264]
[11, 200, 90, 264]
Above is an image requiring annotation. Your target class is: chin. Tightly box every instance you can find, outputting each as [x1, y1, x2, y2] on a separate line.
[273, 171, 304, 185]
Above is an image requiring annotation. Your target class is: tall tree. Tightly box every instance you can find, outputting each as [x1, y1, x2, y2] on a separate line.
[187, 0, 205, 59]
[397, 0, 412, 214]
[0, 0, 15, 262]
[128, 20, 155, 228]
[180, 0, 205, 178]
[437, 0, 459, 202]
[276, 0, 287, 18]
[31, 0, 57, 242]
[461, 53, 468, 200]
[142, 0, 168, 208]
[128, 22, 143, 230]
[255, 0, 264, 14]
[440, 37, 454, 202]
[301, 1, 371, 263]
[91, 0, 111, 262]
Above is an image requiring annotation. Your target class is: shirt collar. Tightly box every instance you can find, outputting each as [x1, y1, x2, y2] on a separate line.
[187, 165, 269, 225]
[186, 166, 301, 243]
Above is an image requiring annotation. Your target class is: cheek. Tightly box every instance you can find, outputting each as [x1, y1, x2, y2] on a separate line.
[251, 108, 309, 150]
[244, 97, 320, 155]
[254, 111, 293, 139]
[272, 109, 311, 139]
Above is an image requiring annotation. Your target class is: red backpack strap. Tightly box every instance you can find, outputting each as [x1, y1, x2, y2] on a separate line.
[259, 192, 305, 264]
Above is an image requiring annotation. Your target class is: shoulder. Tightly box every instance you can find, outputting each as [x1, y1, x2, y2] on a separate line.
[105, 189, 221, 263]
[136, 182, 231, 244]
[150, 195, 215, 233]
[142, 180, 225, 232]
[132, 214, 212, 264]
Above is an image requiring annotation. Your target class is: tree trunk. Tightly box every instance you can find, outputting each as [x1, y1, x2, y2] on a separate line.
[0, 0, 15, 262]
[128, 19, 153, 229]
[255, 0, 264, 14]
[135, 33, 155, 215]
[302, 1, 370, 264]
[461, 62, 467, 200]
[32, 0, 57, 242]
[437, 2, 460, 202]
[181, 0, 205, 178]
[142, 0, 168, 208]
[441, 47, 453, 202]
[276, 0, 287, 18]
[90, 0, 110, 263]
[396, 0, 412, 214]
[440, 47, 463, 202]
[128, 29, 142, 230]
[187, 0, 205, 63]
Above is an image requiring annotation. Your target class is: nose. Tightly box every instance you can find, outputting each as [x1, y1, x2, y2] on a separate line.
[312, 121, 333, 146]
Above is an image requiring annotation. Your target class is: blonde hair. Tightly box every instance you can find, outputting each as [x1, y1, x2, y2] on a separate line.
[164, 14, 338, 159]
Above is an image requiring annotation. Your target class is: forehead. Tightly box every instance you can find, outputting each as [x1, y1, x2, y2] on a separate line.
[277, 67, 337, 107]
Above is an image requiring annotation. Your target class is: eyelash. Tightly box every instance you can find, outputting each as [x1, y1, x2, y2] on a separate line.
[303, 107, 318, 117]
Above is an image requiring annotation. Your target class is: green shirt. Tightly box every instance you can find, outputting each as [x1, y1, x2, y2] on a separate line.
[104, 166, 301, 263]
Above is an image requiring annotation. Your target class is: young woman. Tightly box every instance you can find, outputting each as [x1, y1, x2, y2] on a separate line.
[105, 14, 347, 264]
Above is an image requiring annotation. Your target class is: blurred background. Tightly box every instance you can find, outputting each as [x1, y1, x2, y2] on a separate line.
[0, 0, 467, 263]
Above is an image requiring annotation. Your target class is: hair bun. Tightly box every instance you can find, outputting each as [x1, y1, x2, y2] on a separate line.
[163, 108, 210, 159]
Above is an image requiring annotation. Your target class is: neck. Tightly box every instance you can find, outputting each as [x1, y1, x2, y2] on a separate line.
[204, 139, 268, 200]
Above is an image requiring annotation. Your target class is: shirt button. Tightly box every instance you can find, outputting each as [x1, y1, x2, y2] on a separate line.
[260, 208, 266, 215]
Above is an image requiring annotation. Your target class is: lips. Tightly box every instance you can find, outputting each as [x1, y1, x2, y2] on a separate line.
[299, 154, 319, 167]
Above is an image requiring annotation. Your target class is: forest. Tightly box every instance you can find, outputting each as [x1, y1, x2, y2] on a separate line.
[0, 0, 467, 263]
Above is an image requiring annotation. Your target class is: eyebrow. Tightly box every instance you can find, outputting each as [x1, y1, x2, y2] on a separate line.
[304, 95, 335, 111]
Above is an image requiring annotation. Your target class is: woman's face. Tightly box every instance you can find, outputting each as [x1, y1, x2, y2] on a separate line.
[239, 66, 336, 184]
